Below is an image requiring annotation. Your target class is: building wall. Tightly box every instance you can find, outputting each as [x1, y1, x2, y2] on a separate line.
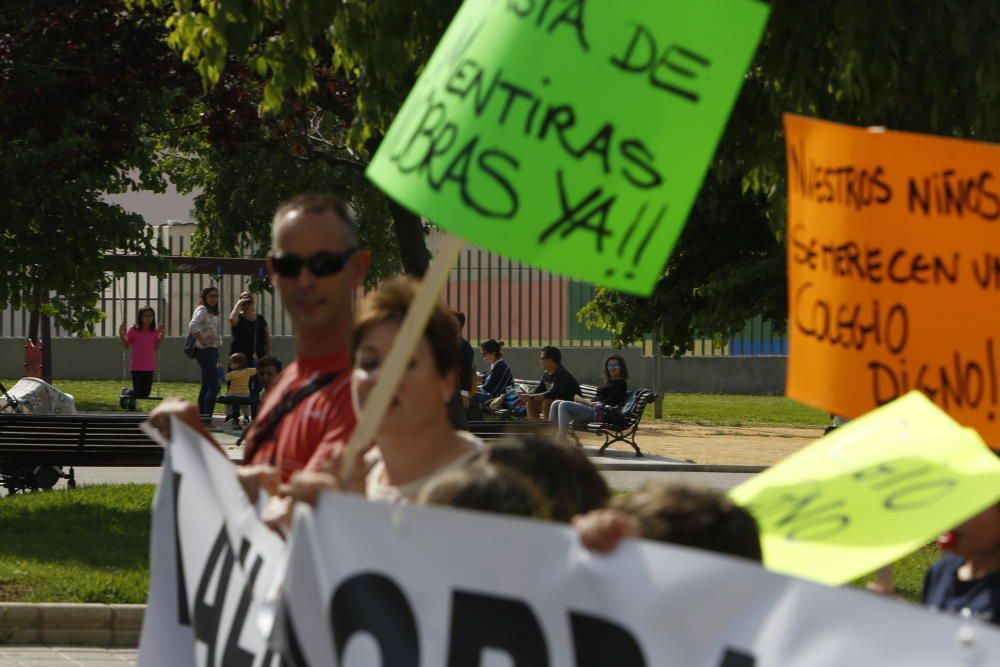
[0, 337, 786, 394]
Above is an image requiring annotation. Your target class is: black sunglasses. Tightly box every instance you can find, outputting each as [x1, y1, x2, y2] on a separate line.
[270, 248, 359, 278]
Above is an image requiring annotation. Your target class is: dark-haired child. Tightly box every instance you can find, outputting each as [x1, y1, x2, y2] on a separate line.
[575, 482, 763, 563]
[923, 503, 1000, 626]
[118, 306, 164, 399]
[419, 460, 548, 519]
[255, 355, 283, 395]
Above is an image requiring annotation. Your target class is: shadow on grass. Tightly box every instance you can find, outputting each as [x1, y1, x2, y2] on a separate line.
[0, 485, 152, 571]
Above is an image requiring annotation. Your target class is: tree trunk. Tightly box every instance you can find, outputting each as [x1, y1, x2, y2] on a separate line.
[386, 198, 431, 277]
[28, 290, 41, 342]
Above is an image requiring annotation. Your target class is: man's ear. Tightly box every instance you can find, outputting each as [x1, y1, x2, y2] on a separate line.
[353, 249, 372, 287]
[265, 255, 275, 280]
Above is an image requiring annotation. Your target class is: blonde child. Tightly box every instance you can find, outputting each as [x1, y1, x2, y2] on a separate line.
[224, 352, 256, 426]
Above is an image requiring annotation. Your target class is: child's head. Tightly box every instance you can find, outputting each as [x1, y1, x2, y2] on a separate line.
[419, 460, 547, 519]
[614, 482, 762, 562]
[229, 352, 248, 370]
[135, 306, 156, 331]
[940, 502, 1000, 562]
[256, 355, 282, 390]
[486, 436, 609, 522]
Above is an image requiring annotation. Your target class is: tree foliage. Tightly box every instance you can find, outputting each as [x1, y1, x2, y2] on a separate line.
[138, 0, 463, 276]
[0, 0, 185, 334]
[166, 142, 403, 286]
[143, 0, 1000, 351]
[580, 178, 782, 357]
[149, 54, 409, 283]
[586, 1, 1000, 353]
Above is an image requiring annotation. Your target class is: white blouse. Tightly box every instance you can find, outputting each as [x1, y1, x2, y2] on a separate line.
[188, 305, 221, 349]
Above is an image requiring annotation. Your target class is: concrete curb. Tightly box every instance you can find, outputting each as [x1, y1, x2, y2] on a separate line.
[592, 460, 769, 473]
[0, 603, 144, 647]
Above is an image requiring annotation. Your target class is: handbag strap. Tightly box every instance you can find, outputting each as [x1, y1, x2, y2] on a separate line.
[242, 370, 341, 464]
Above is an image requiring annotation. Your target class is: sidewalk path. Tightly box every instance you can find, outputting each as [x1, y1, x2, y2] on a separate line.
[0, 647, 136, 666]
[59, 436, 762, 492]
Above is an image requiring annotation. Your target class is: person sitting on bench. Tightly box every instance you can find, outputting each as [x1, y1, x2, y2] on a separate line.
[520, 346, 579, 421]
[549, 353, 628, 440]
[224, 352, 256, 427]
[470, 339, 514, 410]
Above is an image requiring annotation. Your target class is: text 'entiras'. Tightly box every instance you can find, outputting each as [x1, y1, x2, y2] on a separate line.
[383, 0, 714, 282]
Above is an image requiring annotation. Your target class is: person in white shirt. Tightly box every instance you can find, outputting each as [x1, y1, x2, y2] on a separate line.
[188, 286, 222, 422]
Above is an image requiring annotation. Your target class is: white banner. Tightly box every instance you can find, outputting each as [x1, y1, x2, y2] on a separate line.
[141, 422, 1000, 666]
[139, 419, 284, 667]
[279, 492, 1000, 667]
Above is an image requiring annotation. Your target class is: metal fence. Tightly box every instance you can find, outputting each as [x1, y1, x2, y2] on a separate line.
[0, 241, 788, 356]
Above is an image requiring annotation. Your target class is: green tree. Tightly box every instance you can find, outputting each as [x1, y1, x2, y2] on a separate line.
[580, 178, 782, 357]
[587, 1, 1000, 354]
[144, 1, 1000, 351]
[0, 0, 184, 351]
[167, 141, 403, 286]
[137, 0, 462, 276]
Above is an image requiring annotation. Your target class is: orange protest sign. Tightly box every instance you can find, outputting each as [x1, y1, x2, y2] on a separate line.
[784, 114, 1000, 446]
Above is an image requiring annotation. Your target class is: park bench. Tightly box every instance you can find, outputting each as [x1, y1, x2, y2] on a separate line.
[583, 388, 656, 458]
[479, 379, 599, 420]
[466, 419, 555, 440]
[0, 413, 161, 494]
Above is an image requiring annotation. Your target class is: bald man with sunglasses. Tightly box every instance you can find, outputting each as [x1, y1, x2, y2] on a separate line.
[150, 193, 371, 493]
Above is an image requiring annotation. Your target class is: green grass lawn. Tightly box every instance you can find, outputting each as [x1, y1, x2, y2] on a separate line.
[0, 484, 936, 604]
[649, 393, 829, 427]
[2, 379, 201, 412]
[6, 379, 828, 427]
[0, 485, 153, 604]
[0, 380, 901, 605]
[850, 544, 939, 602]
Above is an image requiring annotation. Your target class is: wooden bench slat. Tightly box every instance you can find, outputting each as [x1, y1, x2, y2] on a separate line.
[0, 415, 161, 483]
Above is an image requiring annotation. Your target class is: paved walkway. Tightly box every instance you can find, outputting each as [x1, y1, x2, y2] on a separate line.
[0, 647, 136, 666]
[56, 433, 761, 493]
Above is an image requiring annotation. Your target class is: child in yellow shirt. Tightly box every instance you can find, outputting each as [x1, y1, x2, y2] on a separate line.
[224, 353, 257, 426]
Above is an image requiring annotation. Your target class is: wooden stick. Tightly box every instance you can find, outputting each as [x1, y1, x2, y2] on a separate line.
[338, 233, 466, 480]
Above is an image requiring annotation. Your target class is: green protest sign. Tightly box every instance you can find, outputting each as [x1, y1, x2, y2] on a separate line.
[367, 0, 770, 295]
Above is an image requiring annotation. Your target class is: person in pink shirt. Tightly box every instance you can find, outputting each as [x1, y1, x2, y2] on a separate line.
[118, 305, 164, 399]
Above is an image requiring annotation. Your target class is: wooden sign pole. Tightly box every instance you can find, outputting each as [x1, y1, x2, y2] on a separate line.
[338, 233, 466, 479]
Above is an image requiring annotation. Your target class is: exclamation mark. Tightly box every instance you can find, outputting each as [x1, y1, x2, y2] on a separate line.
[616, 203, 647, 258]
[607, 202, 667, 280]
[632, 204, 668, 267]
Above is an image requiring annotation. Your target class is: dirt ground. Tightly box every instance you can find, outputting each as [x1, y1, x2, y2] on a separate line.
[577, 422, 825, 465]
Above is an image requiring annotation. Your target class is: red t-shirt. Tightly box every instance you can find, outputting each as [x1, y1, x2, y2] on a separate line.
[242, 350, 355, 481]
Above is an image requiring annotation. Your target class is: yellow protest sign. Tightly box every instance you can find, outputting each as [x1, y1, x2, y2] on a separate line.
[783, 114, 1000, 446]
[729, 391, 1000, 586]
